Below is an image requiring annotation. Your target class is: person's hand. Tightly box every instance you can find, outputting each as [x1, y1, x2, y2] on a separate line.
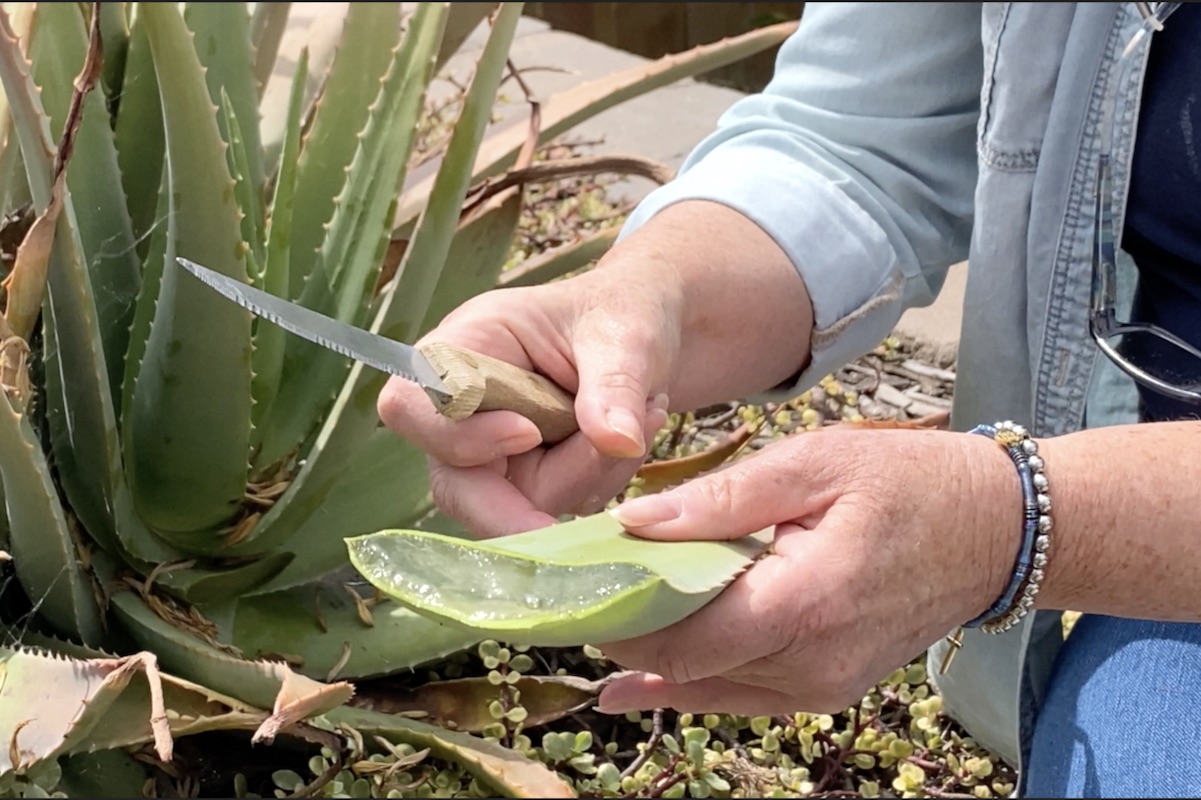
[377, 200, 816, 538]
[376, 264, 682, 537]
[593, 426, 1021, 716]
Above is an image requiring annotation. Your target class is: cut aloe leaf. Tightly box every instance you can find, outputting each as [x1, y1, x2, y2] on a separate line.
[347, 513, 771, 646]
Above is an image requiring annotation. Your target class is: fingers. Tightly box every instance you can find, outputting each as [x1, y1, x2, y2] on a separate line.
[596, 672, 801, 717]
[571, 314, 671, 459]
[608, 436, 836, 541]
[428, 459, 559, 537]
[428, 401, 670, 538]
[597, 552, 798, 684]
[378, 375, 544, 466]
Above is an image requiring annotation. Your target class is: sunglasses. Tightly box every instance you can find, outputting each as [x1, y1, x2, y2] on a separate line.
[1087, 1, 1201, 404]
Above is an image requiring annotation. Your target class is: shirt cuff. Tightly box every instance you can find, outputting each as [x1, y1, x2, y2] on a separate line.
[619, 144, 907, 400]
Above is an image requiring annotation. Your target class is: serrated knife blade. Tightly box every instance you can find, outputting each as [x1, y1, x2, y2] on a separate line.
[176, 257, 453, 410]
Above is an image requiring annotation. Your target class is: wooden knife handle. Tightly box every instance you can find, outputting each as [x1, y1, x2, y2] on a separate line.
[417, 341, 579, 444]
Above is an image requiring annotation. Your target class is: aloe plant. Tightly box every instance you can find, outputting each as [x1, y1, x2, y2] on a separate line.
[0, 1, 796, 794]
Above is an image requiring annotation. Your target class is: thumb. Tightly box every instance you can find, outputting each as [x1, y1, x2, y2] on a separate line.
[609, 445, 821, 541]
[571, 324, 668, 459]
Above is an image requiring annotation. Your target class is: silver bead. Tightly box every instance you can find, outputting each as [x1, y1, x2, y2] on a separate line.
[1021, 438, 1038, 456]
[1037, 493, 1052, 512]
[1033, 473, 1049, 492]
[1028, 454, 1045, 472]
[1035, 534, 1051, 552]
[1030, 568, 1045, 584]
[1012, 424, 1028, 438]
[1033, 552, 1047, 568]
[1025, 582, 1040, 597]
[1019, 595, 1034, 610]
[1038, 515, 1053, 533]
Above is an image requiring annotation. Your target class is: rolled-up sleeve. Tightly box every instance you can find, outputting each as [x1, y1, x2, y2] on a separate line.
[620, 2, 983, 396]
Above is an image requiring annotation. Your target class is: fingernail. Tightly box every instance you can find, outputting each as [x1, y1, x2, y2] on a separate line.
[595, 700, 634, 715]
[610, 493, 682, 528]
[499, 426, 543, 455]
[606, 407, 645, 453]
[649, 393, 670, 412]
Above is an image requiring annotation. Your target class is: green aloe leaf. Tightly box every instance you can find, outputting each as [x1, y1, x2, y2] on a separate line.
[236, 3, 515, 556]
[113, 7, 163, 251]
[250, 47, 307, 442]
[382, 1, 524, 345]
[498, 226, 618, 288]
[0, 4, 124, 561]
[248, 428, 432, 591]
[394, 20, 798, 227]
[220, 89, 265, 275]
[231, 582, 481, 680]
[57, 751, 152, 800]
[28, 0, 141, 401]
[97, 1, 130, 104]
[253, 2, 447, 470]
[184, 2, 265, 207]
[0, 397, 104, 646]
[108, 588, 351, 715]
[348, 514, 771, 647]
[330, 706, 577, 799]
[125, 2, 253, 538]
[153, 552, 295, 607]
[120, 167, 168, 431]
[249, 1, 291, 96]
[436, 2, 498, 70]
[286, 2, 402, 299]
[417, 188, 522, 335]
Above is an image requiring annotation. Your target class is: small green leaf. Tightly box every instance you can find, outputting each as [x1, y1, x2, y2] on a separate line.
[347, 513, 770, 646]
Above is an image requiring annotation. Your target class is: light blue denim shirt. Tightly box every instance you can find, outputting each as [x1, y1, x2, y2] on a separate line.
[620, 1, 1153, 778]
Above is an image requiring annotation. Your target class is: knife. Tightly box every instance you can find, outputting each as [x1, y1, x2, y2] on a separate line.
[176, 257, 579, 444]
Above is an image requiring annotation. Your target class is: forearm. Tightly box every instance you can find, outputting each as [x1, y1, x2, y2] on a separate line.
[595, 199, 814, 410]
[1032, 421, 1201, 620]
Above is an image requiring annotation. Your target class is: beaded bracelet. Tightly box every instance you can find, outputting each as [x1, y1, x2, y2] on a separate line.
[939, 420, 1053, 674]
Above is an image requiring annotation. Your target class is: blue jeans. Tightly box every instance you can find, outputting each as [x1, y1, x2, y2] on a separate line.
[1025, 614, 1201, 797]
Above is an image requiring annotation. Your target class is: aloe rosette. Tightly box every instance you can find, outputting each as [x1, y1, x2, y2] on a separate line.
[0, 1, 796, 792]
